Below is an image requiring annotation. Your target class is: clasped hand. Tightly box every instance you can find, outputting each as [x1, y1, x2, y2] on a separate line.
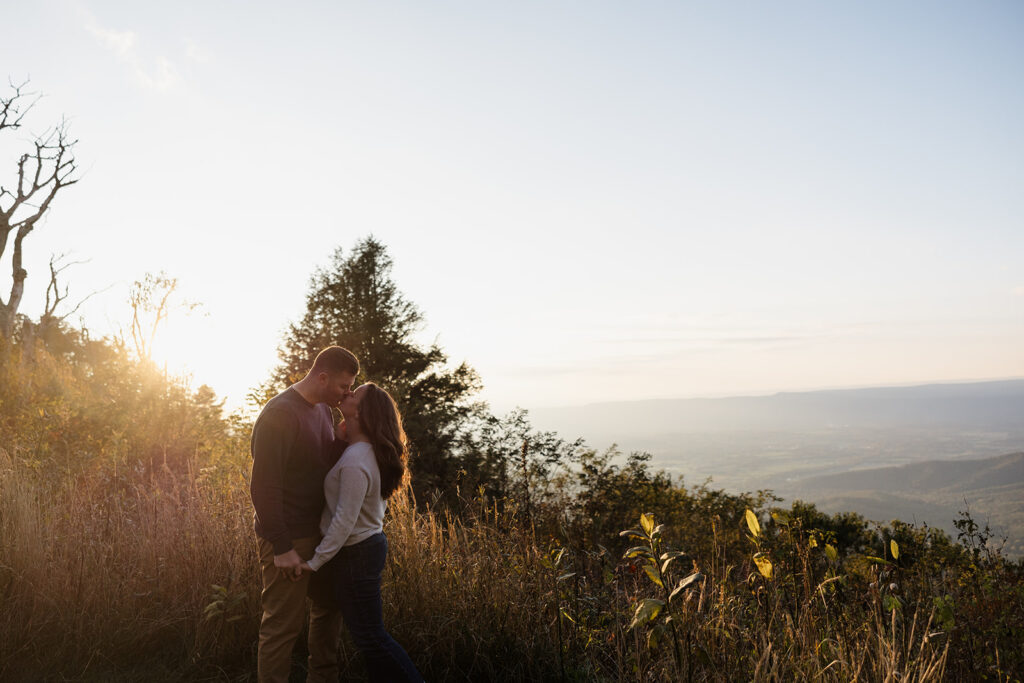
[273, 549, 314, 581]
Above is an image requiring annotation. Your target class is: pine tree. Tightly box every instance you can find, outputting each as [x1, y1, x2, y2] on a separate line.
[270, 236, 481, 500]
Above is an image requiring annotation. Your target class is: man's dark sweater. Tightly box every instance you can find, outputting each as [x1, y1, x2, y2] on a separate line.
[250, 388, 341, 555]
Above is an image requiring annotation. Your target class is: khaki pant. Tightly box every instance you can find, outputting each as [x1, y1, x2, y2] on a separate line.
[257, 536, 343, 683]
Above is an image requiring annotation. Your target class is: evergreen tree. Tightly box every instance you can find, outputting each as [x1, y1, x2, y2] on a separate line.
[270, 236, 482, 501]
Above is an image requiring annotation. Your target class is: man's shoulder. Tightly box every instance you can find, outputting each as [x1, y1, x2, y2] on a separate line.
[262, 388, 331, 416]
[262, 387, 297, 410]
[258, 388, 313, 418]
[254, 390, 301, 429]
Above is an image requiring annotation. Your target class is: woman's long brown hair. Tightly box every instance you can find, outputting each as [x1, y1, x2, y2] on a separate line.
[356, 382, 409, 499]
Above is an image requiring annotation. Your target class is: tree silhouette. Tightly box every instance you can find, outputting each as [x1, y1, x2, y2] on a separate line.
[269, 236, 481, 501]
[0, 80, 79, 339]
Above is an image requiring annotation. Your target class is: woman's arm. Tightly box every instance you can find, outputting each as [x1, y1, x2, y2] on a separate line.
[305, 465, 371, 571]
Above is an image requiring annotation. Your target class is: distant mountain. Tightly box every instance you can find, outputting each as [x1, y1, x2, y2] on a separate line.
[781, 452, 1024, 557]
[527, 380, 1024, 557]
[792, 451, 1024, 493]
[530, 379, 1024, 439]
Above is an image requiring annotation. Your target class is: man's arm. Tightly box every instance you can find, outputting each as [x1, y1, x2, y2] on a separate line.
[250, 408, 298, 556]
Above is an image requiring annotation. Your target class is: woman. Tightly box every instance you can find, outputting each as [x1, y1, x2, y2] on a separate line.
[301, 382, 422, 682]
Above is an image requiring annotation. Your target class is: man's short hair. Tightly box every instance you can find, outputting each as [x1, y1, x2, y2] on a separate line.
[310, 346, 359, 377]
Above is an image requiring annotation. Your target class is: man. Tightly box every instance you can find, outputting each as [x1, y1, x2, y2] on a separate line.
[250, 345, 359, 683]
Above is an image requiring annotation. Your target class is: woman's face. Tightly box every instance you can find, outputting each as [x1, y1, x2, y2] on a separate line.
[340, 384, 368, 421]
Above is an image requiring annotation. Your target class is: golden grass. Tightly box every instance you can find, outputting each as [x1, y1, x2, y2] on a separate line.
[1, 456, 969, 682]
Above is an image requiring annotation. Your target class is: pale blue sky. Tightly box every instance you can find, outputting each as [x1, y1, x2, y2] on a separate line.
[2, 1, 1022, 410]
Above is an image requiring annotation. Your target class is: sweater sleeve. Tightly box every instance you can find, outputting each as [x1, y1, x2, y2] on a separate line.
[307, 465, 371, 571]
[250, 408, 298, 555]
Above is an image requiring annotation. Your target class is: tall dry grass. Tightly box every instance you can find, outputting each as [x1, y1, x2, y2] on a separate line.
[0, 457, 258, 681]
[1, 451, 981, 681]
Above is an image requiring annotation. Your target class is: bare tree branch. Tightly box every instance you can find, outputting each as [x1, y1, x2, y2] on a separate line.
[129, 272, 181, 361]
[39, 253, 107, 327]
[0, 80, 79, 338]
[0, 79, 38, 131]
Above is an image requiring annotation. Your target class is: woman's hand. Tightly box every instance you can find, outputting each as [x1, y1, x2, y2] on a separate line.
[299, 561, 313, 574]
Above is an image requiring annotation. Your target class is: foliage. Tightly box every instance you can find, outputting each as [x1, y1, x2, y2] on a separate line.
[2, 324, 1024, 680]
[1, 237, 1022, 680]
[452, 407, 583, 518]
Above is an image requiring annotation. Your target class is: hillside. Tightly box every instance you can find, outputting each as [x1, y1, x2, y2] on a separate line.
[529, 381, 1024, 556]
[792, 451, 1024, 493]
[780, 452, 1024, 557]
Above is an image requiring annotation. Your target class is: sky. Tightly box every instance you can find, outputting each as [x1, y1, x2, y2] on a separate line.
[2, 0, 1022, 413]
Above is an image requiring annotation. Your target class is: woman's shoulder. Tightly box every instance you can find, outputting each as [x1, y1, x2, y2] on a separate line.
[340, 441, 376, 466]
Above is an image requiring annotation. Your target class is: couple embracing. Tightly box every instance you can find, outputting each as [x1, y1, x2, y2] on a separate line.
[250, 346, 422, 683]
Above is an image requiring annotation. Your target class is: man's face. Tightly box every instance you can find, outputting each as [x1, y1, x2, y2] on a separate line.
[320, 371, 356, 407]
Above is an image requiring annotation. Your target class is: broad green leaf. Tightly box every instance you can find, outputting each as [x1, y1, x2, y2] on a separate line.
[647, 624, 664, 649]
[933, 595, 955, 631]
[753, 552, 773, 580]
[745, 509, 761, 538]
[652, 524, 665, 537]
[640, 513, 655, 536]
[660, 551, 687, 573]
[643, 564, 664, 588]
[619, 528, 645, 539]
[627, 598, 665, 631]
[808, 536, 818, 548]
[890, 539, 900, 560]
[771, 510, 791, 526]
[883, 594, 902, 612]
[824, 544, 838, 562]
[661, 556, 679, 574]
[624, 546, 653, 559]
[669, 572, 704, 601]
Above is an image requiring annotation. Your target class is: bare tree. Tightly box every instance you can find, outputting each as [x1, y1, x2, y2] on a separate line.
[127, 272, 200, 361]
[0, 80, 79, 339]
[38, 253, 105, 331]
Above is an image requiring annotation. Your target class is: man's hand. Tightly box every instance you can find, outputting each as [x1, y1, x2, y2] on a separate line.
[299, 561, 313, 573]
[273, 549, 304, 581]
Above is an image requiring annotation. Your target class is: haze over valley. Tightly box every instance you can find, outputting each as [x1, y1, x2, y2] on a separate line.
[530, 379, 1024, 554]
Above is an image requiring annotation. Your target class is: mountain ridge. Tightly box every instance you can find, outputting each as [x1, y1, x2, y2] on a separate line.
[530, 378, 1024, 436]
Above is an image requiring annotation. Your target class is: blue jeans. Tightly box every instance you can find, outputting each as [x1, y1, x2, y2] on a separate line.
[316, 533, 421, 683]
